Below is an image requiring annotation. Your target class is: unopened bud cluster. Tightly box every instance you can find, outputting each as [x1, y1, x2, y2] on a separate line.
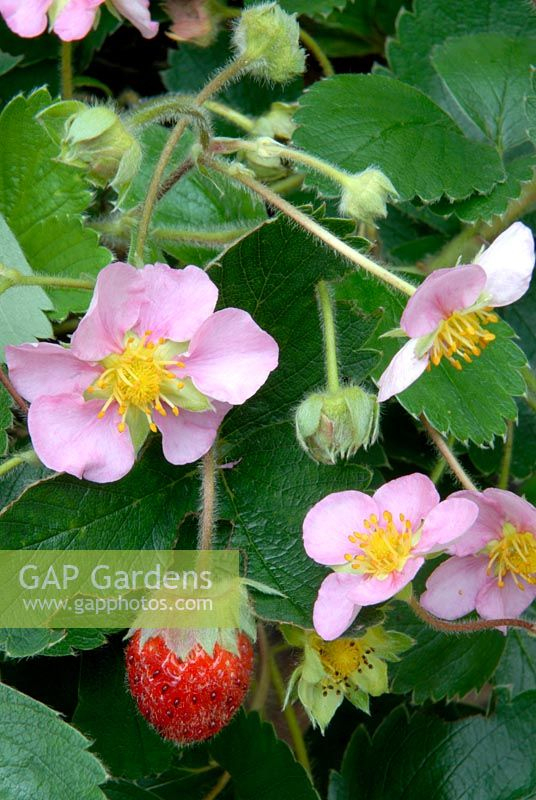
[339, 168, 398, 224]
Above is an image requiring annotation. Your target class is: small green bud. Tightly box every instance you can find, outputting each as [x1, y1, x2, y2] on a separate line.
[233, 2, 306, 84]
[295, 385, 380, 465]
[339, 167, 398, 224]
[251, 101, 297, 141]
[39, 102, 142, 201]
[243, 104, 298, 180]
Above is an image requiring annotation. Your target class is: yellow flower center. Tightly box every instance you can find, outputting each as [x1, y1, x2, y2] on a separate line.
[87, 331, 185, 433]
[429, 307, 498, 371]
[485, 523, 536, 589]
[311, 635, 375, 695]
[344, 510, 414, 578]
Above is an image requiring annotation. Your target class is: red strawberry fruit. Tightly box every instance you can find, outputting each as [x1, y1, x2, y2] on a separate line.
[126, 628, 254, 744]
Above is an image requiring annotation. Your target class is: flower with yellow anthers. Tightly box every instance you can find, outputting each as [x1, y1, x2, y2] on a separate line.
[377, 222, 534, 401]
[303, 473, 478, 640]
[422, 488, 536, 623]
[283, 625, 412, 732]
[6, 262, 278, 483]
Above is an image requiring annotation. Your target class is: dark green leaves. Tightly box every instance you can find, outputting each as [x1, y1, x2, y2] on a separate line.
[0, 682, 107, 800]
[332, 692, 536, 800]
[210, 710, 319, 800]
[0, 441, 198, 550]
[294, 75, 504, 202]
[0, 384, 12, 455]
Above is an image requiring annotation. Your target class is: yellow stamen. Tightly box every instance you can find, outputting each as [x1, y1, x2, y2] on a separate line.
[484, 523, 536, 589]
[344, 509, 415, 578]
[429, 307, 498, 371]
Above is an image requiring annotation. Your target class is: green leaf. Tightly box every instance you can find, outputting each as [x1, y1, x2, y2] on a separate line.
[0, 628, 65, 658]
[0, 458, 52, 511]
[431, 34, 536, 152]
[219, 423, 371, 626]
[0, 90, 110, 321]
[494, 621, 536, 697]
[0, 49, 22, 76]
[502, 261, 536, 367]
[293, 75, 505, 203]
[337, 271, 528, 444]
[432, 154, 535, 224]
[210, 709, 320, 800]
[205, 216, 377, 624]
[385, 603, 505, 703]
[0, 383, 12, 455]
[73, 642, 174, 780]
[0, 440, 198, 550]
[0, 211, 53, 361]
[44, 628, 111, 657]
[0, 682, 107, 799]
[121, 126, 267, 265]
[333, 693, 536, 800]
[103, 783, 159, 800]
[469, 399, 536, 481]
[386, 0, 536, 111]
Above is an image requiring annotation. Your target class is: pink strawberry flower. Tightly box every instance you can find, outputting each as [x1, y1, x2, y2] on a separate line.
[6, 262, 278, 483]
[0, 0, 158, 40]
[377, 222, 535, 401]
[303, 473, 478, 640]
[421, 488, 536, 622]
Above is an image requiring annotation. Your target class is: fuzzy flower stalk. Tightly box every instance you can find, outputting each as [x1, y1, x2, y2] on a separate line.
[378, 222, 535, 401]
[0, 0, 158, 40]
[421, 488, 536, 623]
[303, 473, 479, 640]
[6, 262, 278, 482]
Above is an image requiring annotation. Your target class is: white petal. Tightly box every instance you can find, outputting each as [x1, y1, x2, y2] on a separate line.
[477, 222, 535, 307]
[377, 338, 429, 402]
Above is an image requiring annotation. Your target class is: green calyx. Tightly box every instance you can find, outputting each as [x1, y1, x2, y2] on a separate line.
[295, 385, 380, 465]
[38, 101, 142, 202]
[233, 2, 306, 84]
[285, 626, 413, 733]
[339, 167, 398, 224]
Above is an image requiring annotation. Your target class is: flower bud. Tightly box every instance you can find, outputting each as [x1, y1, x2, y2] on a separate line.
[39, 102, 142, 201]
[339, 167, 398, 224]
[232, 2, 306, 84]
[295, 385, 379, 465]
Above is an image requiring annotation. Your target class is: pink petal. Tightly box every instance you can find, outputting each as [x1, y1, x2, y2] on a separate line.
[475, 573, 536, 619]
[312, 572, 362, 641]
[303, 491, 378, 566]
[6, 343, 100, 402]
[112, 0, 158, 37]
[156, 402, 230, 465]
[477, 222, 535, 307]
[373, 473, 439, 532]
[0, 0, 52, 36]
[417, 497, 479, 553]
[71, 262, 144, 361]
[481, 488, 536, 534]
[400, 265, 487, 337]
[348, 557, 424, 606]
[135, 264, 218, 343]
[28, 393, 135, 482]
[52, 0, 104, 41]
[376, 338, 429, 401]
[182, 308, 279, 404]
[447, 490, 503, 555]
[420, 556, 488, 619]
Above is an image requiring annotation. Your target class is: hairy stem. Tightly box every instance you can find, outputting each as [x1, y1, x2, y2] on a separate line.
[268, 648, 311, 774]
[250, 623, 272, 712]
[155, 157, 196, 202]
[205, 158, 416, 296]
[133, 58, 247, 265]
[199, 444, 217, 551]
[237, 137, 346, 186]
[299, 28, 335, 77]
[498, 420, 515, 490]
[0, 449, 39, 478]
[0, 370, 28, 413]
[420, 415, 478, 491]
[200, 771, 231, 800]
[205, 100, 254, 132]
[317, 281, 340, 393]
[60, 41, 74, 99]
[409, 595, 535, 634]
[152, 225, 255, 246]
[12, 274, 94, 291]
